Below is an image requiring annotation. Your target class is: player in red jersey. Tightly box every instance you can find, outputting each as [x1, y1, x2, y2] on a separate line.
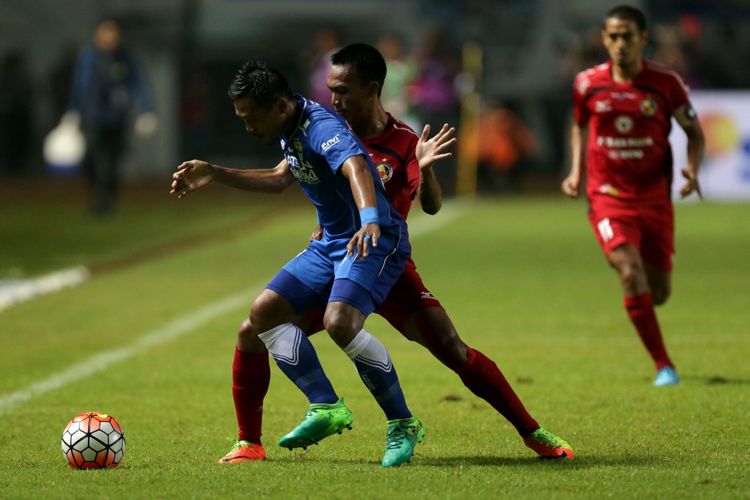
[222, 43, 574, 463]
[562, 5, 705, 387]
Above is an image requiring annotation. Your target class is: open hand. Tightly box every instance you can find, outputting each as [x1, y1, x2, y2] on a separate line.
[416, 123, 456, 171]
[170, 160, 215, 198]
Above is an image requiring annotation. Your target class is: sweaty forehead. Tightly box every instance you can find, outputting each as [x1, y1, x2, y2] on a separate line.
[605, 17, 639, 33]
[329, 64, 361, 87]
[234, 97, 264, 115]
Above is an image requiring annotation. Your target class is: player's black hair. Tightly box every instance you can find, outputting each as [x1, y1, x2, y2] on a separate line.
[228, 60, 292, 106]
[330, 43, 387, 97]
[606, 5, 647, 32]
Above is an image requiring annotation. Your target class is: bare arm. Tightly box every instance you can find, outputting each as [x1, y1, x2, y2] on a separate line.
[171, 158, 295, 198]
[416, 123, 456, 215]
[561, 122, 587, 198]
[340, 155, 380, 258]
[674, 103, 705, 199]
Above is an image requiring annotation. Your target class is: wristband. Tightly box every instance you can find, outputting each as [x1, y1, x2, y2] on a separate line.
[359, 207, 379, 226]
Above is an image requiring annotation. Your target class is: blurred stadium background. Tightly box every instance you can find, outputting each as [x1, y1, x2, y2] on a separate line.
[1, 0, 750, 195]
[1, 3, 749, 495]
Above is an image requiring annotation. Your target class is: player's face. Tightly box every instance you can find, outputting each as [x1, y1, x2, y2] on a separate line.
[327, 64, 373, 126]
[233, 96, 285, 144]
[602, 17, 647, 67]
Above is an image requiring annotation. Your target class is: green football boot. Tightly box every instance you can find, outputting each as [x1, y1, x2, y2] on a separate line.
[278, 398, 353, 450]
[381, 417, 424, 467]
[523, 427, 574, 459]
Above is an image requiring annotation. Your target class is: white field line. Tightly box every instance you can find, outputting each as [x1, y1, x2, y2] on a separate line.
[0, 202, 469, 414]
[0, 266, 90, 312]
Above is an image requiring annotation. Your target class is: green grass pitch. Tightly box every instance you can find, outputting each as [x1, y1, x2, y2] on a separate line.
[0, 191, 748, 498]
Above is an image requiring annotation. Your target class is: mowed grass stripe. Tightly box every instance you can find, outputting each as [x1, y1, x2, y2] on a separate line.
[0, 202, 470, 414]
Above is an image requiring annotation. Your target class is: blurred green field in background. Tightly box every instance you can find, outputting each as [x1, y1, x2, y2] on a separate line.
[1, 186, 748, 498]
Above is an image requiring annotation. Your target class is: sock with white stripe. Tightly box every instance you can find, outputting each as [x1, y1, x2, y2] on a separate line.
[257, 323, 338, 404]
[343, 329, 411, 420]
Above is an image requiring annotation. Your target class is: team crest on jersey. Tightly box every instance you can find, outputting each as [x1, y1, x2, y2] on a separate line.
[292, 137, 303, 153]
[376, 162, 393, 183]
[640, 96, 658, 116]
[615, 115, 633, 134]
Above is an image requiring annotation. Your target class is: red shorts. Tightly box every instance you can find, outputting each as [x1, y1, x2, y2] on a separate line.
[588, 198, 674, 271]
[376, 258, 443, 332]
[303, 258, 443, 335]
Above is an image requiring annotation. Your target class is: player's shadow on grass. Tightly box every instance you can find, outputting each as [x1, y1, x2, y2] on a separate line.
[686, 375, 750, 385]
[272, 455, 663, 468]
[415, 455, 661, 468]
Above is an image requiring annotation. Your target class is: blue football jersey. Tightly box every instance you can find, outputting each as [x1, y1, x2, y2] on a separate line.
[280, 95, 403, 239]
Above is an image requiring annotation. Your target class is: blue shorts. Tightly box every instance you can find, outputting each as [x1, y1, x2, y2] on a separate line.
[266, 225, 409, 316]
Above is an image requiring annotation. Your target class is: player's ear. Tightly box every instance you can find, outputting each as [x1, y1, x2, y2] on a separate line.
[368, 81, 380, 98]
[276, 96, 288, 115]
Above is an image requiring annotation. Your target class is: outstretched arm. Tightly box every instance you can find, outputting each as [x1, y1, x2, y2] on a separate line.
[674, 103, 705, 200]
[561, 122, 587, 198]
[416, 123, 456, 215]
[340, 155, 380, 259]
[171, 158, 295, 198]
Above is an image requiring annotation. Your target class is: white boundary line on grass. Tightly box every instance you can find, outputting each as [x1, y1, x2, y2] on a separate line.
[0, 202, 470, 415]
[0, 266, 91, 312]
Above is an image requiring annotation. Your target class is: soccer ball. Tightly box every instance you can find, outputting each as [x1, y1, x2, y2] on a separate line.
[61, 412, 125, 469]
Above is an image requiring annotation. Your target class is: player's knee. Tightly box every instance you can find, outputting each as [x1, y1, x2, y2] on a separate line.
[652, 286, 671, 306]
[249, 293, 282, 333]
[617, 261, 646, 291]
[236, 318, 267, 353]
[323, 308, 360, 347]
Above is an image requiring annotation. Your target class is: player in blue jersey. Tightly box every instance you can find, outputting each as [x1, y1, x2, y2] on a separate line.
[171, 60, 423, 467]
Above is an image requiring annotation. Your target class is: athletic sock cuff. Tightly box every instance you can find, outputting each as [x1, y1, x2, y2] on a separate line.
[624, 292, 653, 308]
[257, 323, 295, 350]
[343, 329, 371, 359]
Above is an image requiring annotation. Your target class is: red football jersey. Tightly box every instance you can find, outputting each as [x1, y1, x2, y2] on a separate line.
[573, 59, 690, 203]
[362, 114, 421, 220]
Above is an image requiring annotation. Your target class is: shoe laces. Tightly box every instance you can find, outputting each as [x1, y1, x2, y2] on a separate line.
[386, 422, 415, 450]
[531, 429, 564, 447]
[226, 438, 253, 452]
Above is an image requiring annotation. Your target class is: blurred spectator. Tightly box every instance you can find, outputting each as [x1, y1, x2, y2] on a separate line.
[0, 50, 34, 176]
[65, 18, 157, 215]
[475, 100, 538, 194]
[408, 26, 460, 191]
[180, 58, 215, 160]
[307, 27, 340, 106]
[49, 42, 79, 120]
[407, 26, 459, 126]
[376, 33, 419, 129]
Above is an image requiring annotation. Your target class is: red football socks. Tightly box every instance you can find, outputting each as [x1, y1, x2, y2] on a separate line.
[456, 347, 540, 437]
[232, 347, 270, 444]
[624, 292, 674, 370]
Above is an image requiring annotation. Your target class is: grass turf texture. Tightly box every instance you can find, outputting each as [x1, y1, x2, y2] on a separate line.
[1, 194, 748, 499]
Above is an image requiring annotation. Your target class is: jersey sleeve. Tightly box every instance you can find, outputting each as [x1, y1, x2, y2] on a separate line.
[572, 72, 591, 126]
[309, 116, 368, 173]
[667, 72, 690, 113]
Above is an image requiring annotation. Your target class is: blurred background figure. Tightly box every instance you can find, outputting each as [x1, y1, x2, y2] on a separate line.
[307, 27, 340, 106]
[0, 50, 34, 177]
[408, 25, 460, 192]
[179, 58, 215, 161]
[475, 100, 538, 195]
[65, 17, 157, 215]
[376, 32, 419, 130]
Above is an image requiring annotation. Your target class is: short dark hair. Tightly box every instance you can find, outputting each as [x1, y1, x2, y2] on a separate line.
[330, 43, 387, 96]
[227, 60, 292, 106]
[606, 5, 647, 32]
